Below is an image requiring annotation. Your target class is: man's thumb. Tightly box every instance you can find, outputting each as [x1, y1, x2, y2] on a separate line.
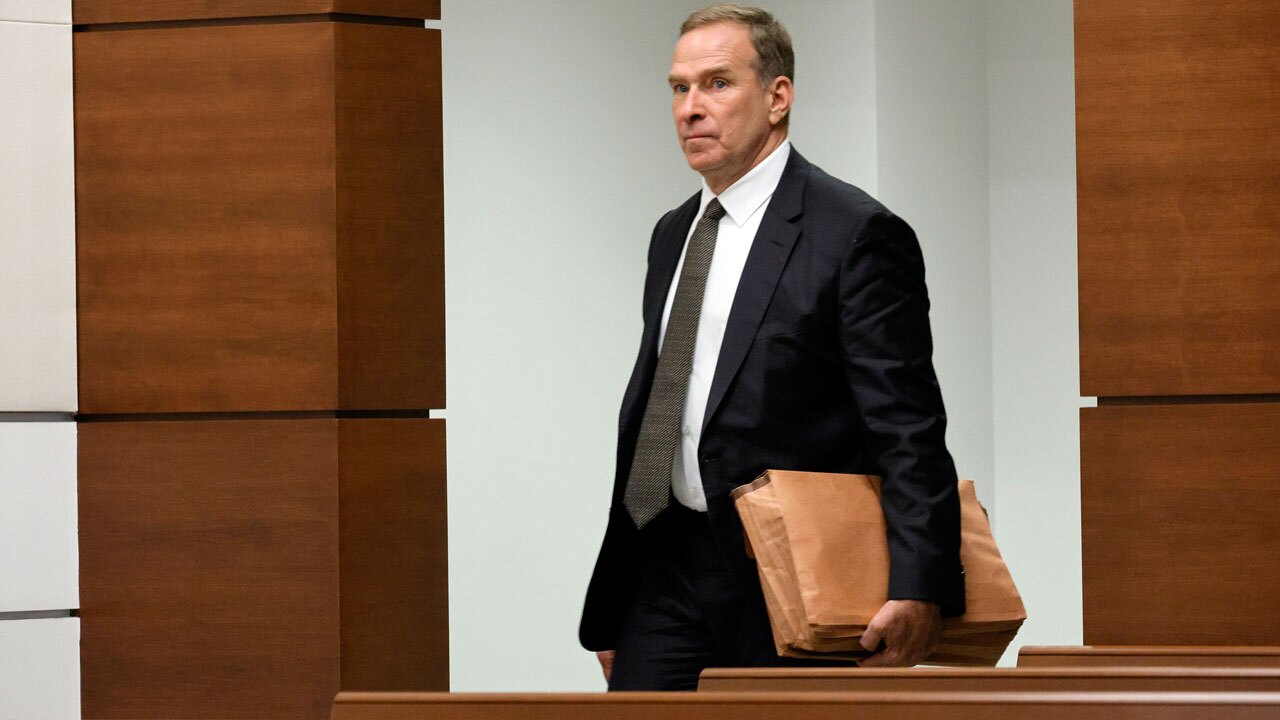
[859, 624, 883, 652]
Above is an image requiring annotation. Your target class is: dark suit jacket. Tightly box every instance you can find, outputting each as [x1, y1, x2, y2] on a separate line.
[579, 148, 965, 652]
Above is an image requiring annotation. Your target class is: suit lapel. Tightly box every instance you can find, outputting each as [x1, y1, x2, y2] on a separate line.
[620, 193, 700, 432]
[701, 150, 810, 435]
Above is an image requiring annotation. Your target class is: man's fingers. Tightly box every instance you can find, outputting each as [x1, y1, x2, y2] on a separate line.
[890, 628, 927, 667]
[596, 650, 616, 683]
[859, 623, 884, 652]
[861, 620, 917, 668]
[858, 600, 943, 668]
[899, 646, 926, 668]
[861, 643, 910, 667]
[858, 652, 884, 668]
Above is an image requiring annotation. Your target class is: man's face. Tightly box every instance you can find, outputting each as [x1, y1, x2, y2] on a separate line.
[669, 22, 778, 188]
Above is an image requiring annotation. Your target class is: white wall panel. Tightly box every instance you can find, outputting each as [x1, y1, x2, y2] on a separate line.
[442, 0, 881, 691]
[444, 0, 1079, 689]
[987, 0, 1081, 661]
[443, 0, 711, 691]
[873, 0, 994, 507]
[0, 1, 71, 24]
[0, 19, 77, 412]
[0, 617, 80, 719]
[0, 422, 77, 613]
[770, 0, 878, 193]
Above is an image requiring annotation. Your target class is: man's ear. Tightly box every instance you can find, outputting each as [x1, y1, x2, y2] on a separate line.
[769, 75, 794, 126]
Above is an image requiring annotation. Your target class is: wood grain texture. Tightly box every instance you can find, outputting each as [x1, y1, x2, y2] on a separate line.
[698, 667, 1280, 693]
[335, 24, 444, 410]
[1081, 404, 1280, 645]
[339, 418, 448, 691]
[1075, 0, 1280, 397]
[75, 21, 341, 413]
[73, 0, 440, 24]
[76, 18, 444, 413]
[1020, 646, 1280, 668]
[330, 691, 1280, 720]
[78, 419, 341, 719]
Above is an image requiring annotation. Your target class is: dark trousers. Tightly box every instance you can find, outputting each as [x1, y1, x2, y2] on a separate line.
[607, 502, 843, 691]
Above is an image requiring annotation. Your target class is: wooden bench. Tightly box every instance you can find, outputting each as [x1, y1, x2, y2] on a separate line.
[697, 666, 1280, 692]
[1020, 646, 1280, 668]
[331, 690, 1280, 720]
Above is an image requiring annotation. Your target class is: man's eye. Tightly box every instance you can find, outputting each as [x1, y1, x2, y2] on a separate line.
[674, 84, 689, 93]
[712, 79, 728, 89]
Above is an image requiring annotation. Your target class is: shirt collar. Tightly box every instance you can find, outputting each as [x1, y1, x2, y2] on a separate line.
[698, 138, 791, 227]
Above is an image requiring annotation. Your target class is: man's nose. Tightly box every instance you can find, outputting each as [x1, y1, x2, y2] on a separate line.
[677, 88, 705, 124]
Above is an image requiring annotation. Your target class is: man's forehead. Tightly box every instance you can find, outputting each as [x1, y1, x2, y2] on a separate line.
[670, 22, 755, 73]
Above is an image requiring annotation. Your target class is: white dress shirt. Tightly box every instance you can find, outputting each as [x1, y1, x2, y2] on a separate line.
[657, 139, 792, 512]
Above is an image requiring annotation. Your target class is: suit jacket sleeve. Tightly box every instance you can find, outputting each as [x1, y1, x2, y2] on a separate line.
[837, 210, 966, 616]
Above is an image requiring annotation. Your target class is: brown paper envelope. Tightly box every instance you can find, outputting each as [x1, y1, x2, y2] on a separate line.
[762, 472, 1027, 628]
[809, 619, 1023, 639]
[953, 479, 1028, 622]
[755, 558, 797, 656]
[781, 643, 1002, 666]
[736, 477, 853, 655]
[772, 471, 889, 628]
[733, 471, 1026, 666]
[781, 646, 870, 661]
[735, 473, 878, 655]
[787, 631, 1014, 665]
[735, 479, 808, 653]
[792, 628, 1015, 655]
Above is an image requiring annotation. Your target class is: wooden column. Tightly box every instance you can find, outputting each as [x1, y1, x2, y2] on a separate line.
[73, 2, 446, 717]
[1076, 0, 1280, 645]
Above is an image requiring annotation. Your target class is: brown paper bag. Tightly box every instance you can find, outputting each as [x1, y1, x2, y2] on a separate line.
[731, 470, 1026, 666]
[734, 479, 809, 650]
[734, 475, 870, 657]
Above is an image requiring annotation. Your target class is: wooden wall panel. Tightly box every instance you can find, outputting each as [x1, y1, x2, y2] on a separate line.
[75, 21, 340, 414]
[339, 418, 448, 691]
[75, 18, 446, 414]
[1081, 403, 1280, 645]
[72, 0, 440, 24]
[1076, 0, 1280, 397]
[79, 417, 449, 718]
[79, 419, 341, 719]
[74, 8, 448, 718]
[335, 24, 445, 410]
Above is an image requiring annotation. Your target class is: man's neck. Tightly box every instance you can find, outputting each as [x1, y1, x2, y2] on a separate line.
[705, 129, 789, 195]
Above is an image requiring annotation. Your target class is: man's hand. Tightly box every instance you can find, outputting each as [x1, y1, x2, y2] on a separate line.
[596, 650, 616, 683]
[858, 599, 942, 667]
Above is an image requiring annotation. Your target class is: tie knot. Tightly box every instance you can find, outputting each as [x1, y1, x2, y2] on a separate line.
[703, 198, 726, 222]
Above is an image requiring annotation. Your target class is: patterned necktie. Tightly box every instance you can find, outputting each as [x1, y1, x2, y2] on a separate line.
[624, 198, 726, 529]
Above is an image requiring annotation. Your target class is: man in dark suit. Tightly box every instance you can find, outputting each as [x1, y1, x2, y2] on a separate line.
[580, 4, 965, 690]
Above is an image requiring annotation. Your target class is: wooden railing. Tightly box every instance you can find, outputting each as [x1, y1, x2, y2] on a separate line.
[1019, 646, 1280, 668]
[331, 690, 1280, 720]
[697, 666, 1280, 692]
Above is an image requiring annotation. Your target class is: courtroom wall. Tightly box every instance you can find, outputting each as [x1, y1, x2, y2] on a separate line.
[0, 0, 1081, 708]
[442, 0, 1075, 691]
[0, 1, 81, 718]
[986, 0, 1081, 662]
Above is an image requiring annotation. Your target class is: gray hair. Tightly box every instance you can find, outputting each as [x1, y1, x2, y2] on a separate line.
[680, 4, 795, 88]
